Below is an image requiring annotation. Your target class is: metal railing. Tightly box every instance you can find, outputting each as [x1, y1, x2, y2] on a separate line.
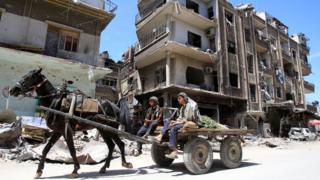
[139, 23, 168, 49]
[104, 0, 117, 13]
[73, 0, 117, 13]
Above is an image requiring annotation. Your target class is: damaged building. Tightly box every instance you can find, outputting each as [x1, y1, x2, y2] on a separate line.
[95, 51, 123, 103]
[120, 0, 317, 136]
[0, 0, 117, 115]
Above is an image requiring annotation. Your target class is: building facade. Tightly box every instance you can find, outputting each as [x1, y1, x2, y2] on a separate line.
[0, 0, 116, 65]
[96, 51, 123, 102]
[121, 0, 316, 135]
[0, 0, 116, 115]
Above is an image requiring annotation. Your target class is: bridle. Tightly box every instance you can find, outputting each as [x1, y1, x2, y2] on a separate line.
[17, 78, 57, 99]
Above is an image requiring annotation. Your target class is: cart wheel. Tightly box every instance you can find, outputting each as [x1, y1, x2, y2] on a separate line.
[183, 137, 213, 175]
[151, 143, 174, 167]
[220, 137, 242, 169]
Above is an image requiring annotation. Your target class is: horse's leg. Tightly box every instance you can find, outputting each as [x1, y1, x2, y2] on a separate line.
[98, 130, 115, 174]
[63, 129, 80, 178]
[35, 132, 61, 179]
[111, 134, 133, 169]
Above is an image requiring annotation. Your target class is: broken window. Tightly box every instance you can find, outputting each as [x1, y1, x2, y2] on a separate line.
[270, 37, 277, 47]
[186, 67, 204, 86]
[228, 41, 236, 54]
[247, 54, 254, 74]
[286, 93, 293, 101]
[186, 0, 199, 14]
[229, 73, 238, 88]
[292, 50, 296, 59]
[99, 78, 117, 88]
[245, 29, 251, 42]
[276, 87, 282, 98]
[59, 30, 79, 52]
[188, 31, 202, 48]
[225, 11, 234, 24]
[250, 84, 257, 102]
[208, 7, 214, 19]
[155, 68, 166, 84]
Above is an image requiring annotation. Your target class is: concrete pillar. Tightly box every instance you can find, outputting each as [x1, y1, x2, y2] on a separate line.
[166, 51, 171, 87]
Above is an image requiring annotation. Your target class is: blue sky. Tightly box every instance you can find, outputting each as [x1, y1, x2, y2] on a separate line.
[100, 0, 319, 102]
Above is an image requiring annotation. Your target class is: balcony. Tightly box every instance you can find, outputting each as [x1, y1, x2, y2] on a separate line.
[138, 23, 168, 49]
[136, 1, 217, 30]
[72, 0, 117, 12]
[281, 49, 292, 64]
[135, 40, 218, 68]
[255, 31, 268, 53]
[304, 81, 315, 94]
[301, 60, 312, 76]
[307, 104, 318, 113]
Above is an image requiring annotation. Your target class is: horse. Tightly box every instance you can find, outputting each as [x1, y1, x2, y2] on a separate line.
[9, 68, 133, 179]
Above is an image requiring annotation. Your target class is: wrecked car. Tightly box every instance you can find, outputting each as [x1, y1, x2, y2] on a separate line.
[289, 128, 317, 141]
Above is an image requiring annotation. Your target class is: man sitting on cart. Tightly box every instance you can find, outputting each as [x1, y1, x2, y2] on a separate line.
[156, 92, 201, 159]
[136, 96, 163, 156]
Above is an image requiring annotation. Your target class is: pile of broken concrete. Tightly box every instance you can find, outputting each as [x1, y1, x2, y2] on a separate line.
[0, 109, 142, 164]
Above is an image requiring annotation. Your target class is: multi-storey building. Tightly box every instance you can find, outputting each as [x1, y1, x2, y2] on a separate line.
[121, 0, 316, 135]
[96, 51, 123, 102]
[0, 0, 117, 65]
[0, 0, 116, 115]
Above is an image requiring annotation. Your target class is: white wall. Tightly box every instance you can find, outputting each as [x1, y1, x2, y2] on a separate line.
[178, 0, 209, 18]
[0, 12, 47, 49]
[173, 17, 210, 50]
[0, 12, 100, 65]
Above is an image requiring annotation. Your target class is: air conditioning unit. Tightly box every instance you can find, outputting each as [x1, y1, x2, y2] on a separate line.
[206, 28, 215, 37]
[204, 67, 214, 74]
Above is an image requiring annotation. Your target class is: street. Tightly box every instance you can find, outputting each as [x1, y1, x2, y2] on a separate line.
[0, 140, 319, 180]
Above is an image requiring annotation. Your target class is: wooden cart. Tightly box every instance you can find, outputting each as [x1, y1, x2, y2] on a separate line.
[39, 106, 254, 175]
[151, 128, 253, 175]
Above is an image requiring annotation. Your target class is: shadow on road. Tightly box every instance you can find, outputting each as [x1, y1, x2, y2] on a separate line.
[41, 159, 260, 179]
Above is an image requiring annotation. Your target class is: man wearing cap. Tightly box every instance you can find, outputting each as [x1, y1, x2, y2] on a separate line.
[163, 92, 200, 159]
[136, 96, 163, 156]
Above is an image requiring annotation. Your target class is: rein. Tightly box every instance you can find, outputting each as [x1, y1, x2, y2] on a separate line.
[23, 79, 57, 99]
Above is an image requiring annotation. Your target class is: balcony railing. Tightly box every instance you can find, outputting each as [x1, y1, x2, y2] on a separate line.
[304, 81, 315, 92]
[301, 59, 312, 69]
[139, 23, 168, 49]
[73, 0, 117, 13]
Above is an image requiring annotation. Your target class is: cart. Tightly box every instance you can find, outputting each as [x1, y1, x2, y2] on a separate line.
[39, 106, 254, 175]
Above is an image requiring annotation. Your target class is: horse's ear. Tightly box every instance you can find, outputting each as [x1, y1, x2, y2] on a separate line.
[36, 68, 42, 74]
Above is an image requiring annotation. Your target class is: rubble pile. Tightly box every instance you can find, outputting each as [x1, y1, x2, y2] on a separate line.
[243, 136, 292, 149]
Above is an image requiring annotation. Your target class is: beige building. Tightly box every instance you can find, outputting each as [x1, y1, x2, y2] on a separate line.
[120, 0, 316, 136]
[0, 0, 117, 115]
[0, 0, 116, 65]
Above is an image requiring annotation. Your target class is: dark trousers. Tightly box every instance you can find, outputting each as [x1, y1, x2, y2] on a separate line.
[137, 120, 158, 153]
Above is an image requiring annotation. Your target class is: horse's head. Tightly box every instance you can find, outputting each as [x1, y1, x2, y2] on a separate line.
[10, 68, 45, 97]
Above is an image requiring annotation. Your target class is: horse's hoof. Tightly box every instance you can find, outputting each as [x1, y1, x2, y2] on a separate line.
[99, 168, 106, 174]
[68, 173, 79, 179]
[122, 162, 133, 169]
[34, 171, 42, 179]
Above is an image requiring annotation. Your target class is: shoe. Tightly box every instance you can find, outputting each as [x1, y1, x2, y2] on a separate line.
[165, 151, 178, 159]
[134, 151, 142, 157]
[142, 134, 148, 139]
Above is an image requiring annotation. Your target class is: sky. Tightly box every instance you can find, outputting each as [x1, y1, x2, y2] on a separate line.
[100, 0, 320, 103]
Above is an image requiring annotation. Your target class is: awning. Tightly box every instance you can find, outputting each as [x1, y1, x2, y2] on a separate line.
[308, 120, 320, 126]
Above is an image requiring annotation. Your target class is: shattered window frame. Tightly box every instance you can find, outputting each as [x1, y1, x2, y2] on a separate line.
[58, 30, 79, 53]
[247, 54, 254, 74]
[249, 84, 257, 102]
[229, 73, 239, 88]
[208, 6, 214, 19]
[188, 31, 202, 48]
[186, 0, 199, 14]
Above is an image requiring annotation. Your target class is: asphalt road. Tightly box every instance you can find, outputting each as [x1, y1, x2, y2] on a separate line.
[1, 140, 319, 180]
